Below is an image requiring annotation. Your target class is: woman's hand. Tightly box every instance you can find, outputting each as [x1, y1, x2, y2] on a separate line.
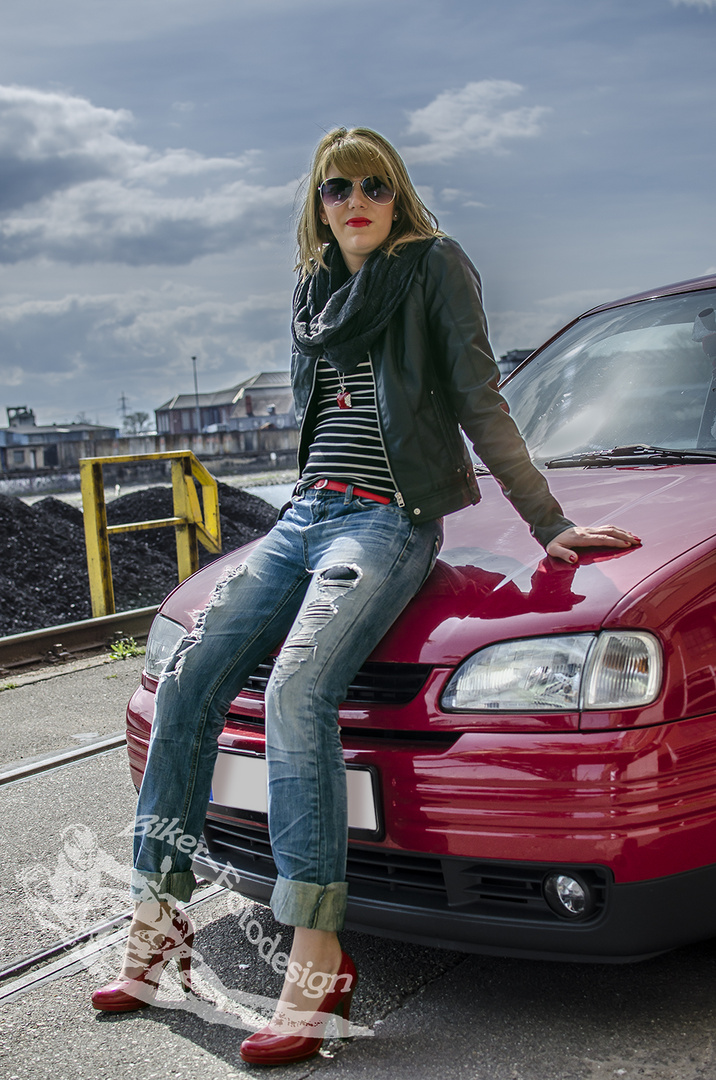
[546, 525, 641, 564]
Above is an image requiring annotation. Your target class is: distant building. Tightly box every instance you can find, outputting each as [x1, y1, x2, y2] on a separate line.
[0, 407, 119, 472]
[155, 371, 295, 435]
[498, 349, 534, 379]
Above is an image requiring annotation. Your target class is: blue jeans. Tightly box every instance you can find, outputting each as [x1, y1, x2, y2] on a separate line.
[131, 486, 442, 931]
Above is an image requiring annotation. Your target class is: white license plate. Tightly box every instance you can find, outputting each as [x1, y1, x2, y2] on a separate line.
[210, 752, 379, 832]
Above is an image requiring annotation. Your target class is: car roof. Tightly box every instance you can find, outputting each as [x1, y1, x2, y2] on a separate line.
[582, 273, 716, 317]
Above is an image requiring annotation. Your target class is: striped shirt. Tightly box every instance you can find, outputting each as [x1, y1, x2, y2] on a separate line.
[299, 358, 395, 498]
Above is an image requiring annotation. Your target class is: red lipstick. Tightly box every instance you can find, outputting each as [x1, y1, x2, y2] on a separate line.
[346, 218, 371, 227]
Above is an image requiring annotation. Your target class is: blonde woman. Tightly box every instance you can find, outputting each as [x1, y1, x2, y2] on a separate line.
[92, 127, 638, 1065]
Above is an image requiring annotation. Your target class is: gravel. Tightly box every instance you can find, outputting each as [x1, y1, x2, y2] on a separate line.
[0, 484, 277, 635]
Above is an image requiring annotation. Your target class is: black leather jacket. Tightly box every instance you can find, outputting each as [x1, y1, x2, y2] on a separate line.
[291, 237, 573, 549]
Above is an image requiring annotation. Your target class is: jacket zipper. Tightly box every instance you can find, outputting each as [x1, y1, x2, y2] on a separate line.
[297, 358, 319, 471]
[368, 351, 405, 507]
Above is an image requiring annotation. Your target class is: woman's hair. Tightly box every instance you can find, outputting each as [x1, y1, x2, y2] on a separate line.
[296, 127, 442, 276]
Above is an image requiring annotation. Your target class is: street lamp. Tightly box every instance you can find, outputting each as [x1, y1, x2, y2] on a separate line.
[191, 355, 200, 434]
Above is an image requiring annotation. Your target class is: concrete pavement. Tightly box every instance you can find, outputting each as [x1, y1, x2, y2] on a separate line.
[2, 658, 715, 1080]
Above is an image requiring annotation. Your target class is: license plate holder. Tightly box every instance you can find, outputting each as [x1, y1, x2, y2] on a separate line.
[209, 751, 383, 840]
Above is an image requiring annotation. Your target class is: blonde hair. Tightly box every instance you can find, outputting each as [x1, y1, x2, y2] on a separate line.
[296, 127, 442, 277]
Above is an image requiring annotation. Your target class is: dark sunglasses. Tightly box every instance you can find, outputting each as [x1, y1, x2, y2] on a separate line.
[318, 176, 395, 208]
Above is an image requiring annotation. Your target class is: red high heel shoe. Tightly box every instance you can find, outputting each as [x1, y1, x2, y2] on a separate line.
[239, 951, 357, 1065]
[91, 909, 194, 1013]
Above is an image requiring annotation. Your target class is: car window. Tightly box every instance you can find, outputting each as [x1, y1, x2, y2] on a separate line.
[501, 290, 716, 465]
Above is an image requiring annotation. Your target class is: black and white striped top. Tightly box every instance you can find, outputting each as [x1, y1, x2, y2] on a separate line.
[299, 358, 395, 498]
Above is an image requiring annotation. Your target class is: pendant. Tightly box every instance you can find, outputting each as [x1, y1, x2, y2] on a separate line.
[337, 390, 352, 409]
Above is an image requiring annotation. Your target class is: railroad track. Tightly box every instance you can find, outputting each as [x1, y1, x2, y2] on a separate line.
[0, 604, 232, 1009]
[0, 605, 157, 784]
[0, 612, 156, 1002]
[0, 605, 254, 1017]
[0, 732, 128, 786]
[0, 613, 157, 781]
[0, 605, 157, 675]
[0, 882, 227, 1003]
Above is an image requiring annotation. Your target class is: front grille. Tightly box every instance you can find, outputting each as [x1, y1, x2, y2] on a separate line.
[242, 658, 431, 705]
[202, 818, 609, 925]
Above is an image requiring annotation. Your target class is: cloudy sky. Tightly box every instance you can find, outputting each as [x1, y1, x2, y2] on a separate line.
[0, 0, 714, 428]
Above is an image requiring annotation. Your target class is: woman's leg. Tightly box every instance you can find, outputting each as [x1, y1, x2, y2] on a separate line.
[275, 925, 343, 1018]
[264, 492, 442, 1016]
[95, 504, 327, 1007]
[94, 512, 318, 1007]
[130, 504, 319, 905]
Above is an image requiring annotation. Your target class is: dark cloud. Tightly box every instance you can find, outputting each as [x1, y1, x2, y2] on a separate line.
[0, 156, 110, 212]
[0, 85, 296, 266]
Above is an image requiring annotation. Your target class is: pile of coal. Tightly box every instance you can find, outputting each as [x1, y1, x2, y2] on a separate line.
[0, 483, 277, 636]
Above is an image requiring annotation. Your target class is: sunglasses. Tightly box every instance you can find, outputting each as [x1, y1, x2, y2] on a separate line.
[318, 176, 395, 208]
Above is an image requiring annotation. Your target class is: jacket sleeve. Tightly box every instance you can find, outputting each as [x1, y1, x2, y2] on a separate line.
[423, 238, 574, 548]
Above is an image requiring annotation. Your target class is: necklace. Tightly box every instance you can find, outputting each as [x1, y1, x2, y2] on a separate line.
[336, 372, 352, 410]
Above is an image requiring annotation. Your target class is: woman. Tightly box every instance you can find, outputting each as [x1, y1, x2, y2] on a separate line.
[92, 127, 638, 1064]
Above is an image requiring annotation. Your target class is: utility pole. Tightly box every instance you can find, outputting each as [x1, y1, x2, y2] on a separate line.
[191, 356, 200, 434]
[118, 391, 129, 428]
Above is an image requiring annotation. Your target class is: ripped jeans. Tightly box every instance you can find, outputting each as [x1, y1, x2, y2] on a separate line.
[131, 486, 443, 931]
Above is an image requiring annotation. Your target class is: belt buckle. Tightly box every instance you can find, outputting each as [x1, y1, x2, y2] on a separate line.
[314, 478, 329, 490]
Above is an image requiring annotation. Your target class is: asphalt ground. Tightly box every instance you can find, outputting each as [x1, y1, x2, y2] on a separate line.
[0, 654, 146, 769]
[3, 661, 716, 1078]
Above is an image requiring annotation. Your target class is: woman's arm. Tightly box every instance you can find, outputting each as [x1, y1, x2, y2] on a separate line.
[422, 239, 640, 557]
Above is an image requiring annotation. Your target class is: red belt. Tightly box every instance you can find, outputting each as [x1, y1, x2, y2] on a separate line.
[308, 479, 392, 504]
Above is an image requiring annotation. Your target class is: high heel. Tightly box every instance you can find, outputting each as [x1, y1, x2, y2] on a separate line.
[239, 951, 357, 1065]
[91, 909, 194, 1013]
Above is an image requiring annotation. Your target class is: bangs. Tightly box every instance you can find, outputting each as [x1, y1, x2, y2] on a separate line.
[322, 139, 393, 187]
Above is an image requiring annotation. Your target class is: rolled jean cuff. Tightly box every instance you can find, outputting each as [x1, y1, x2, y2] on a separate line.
[270, 876, 348, 931]
[130, 867, 196, 905]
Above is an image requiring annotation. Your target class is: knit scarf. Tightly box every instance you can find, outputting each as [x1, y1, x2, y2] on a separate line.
[292, 238, 437, 374]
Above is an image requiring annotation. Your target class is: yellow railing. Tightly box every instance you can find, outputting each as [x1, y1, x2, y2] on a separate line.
[80, 451, 222, 617]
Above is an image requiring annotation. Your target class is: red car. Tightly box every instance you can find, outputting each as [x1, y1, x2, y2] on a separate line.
[127, 274, 716, 962]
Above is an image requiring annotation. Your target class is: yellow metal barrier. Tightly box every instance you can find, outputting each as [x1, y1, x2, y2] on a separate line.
[80, 452, 222, 617]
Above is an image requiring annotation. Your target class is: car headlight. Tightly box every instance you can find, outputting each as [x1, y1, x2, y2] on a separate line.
[441, 631, 662, 712]
[144, 614, 187, 678]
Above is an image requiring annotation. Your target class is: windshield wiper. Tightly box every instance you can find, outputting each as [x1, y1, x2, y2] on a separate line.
[544, 444, 716, 468]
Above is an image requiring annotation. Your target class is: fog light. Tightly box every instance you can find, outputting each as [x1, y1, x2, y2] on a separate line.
[543, 872, 594, 920]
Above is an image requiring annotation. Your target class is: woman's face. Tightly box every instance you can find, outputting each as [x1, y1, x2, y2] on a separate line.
[319, 173, 395, 274]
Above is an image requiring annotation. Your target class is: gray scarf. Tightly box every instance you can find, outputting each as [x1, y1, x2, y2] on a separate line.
[292, 238, 436, 374]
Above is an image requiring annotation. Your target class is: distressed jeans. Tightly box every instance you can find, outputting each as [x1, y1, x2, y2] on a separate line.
[131, 486, 442, 931]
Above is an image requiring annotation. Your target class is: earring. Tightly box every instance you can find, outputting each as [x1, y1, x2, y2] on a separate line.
[393, 212, 398, 220]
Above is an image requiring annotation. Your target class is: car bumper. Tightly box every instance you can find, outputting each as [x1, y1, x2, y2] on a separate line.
[127, 684, 716, 961]
[194, 820, 716, 963]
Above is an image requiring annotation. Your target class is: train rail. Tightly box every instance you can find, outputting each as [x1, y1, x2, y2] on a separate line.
[0, 605, 157, 675]
[0, 606, 157, 784]
[0, 882, 227, 1003]
[0, 733, 128, 786]
[1, 603, 250, 1015]
[0, 605, 240, 1010]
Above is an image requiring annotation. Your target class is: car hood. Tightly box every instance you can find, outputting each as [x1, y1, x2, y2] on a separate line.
[161, 466, 716, 666]
[376, 465, 716, 664]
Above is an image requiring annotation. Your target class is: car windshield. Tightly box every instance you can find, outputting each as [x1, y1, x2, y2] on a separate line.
[501, 289, 716, 467]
